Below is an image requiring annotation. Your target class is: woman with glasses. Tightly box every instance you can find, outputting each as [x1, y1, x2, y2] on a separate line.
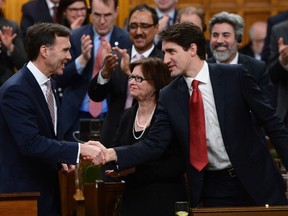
[106, 57, 188, 216]
[56, 0, 90, 30]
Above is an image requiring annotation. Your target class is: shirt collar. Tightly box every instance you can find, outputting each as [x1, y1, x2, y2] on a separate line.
[131, 44, 155, 60]
[184, 61, 209, 90]
[27, 61, 49, 87]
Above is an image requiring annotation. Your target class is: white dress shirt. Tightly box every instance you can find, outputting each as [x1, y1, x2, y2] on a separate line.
[184, 61, 232, 170]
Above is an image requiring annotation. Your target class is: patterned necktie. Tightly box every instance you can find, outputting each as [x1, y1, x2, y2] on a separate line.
[52, 5, 58, 23]
[189, 80, 208, 171]
[46, 79, 55, 127]
[89, 36, 105, 117]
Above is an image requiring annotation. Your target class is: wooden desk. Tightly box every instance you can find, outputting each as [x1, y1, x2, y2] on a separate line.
[191, 206, 288, 216]
[0, 192, 39, 216]
[84, 181, 125, 216]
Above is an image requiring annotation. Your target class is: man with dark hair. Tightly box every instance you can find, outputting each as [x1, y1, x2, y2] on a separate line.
[0, 23, 103, 216]
[94, 22, 288, 208]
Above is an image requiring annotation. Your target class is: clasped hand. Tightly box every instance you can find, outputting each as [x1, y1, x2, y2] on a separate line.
[80, 140, 112, 165]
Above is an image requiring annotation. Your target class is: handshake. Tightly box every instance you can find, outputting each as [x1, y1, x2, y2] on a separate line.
[79, 140, 117, 165]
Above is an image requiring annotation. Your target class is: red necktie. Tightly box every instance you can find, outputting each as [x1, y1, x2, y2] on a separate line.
[189, 80, 208, 171]
[89, 37, 105, 117]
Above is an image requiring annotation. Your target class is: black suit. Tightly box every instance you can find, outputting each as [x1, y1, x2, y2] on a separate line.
[261, 10, 288, 63]
[88, 46, 163, 148]
[114, 63, 288, 207]
[20, 0, 53, 37]
[114, 105, 187, 216]
[268, 20, 288, 126]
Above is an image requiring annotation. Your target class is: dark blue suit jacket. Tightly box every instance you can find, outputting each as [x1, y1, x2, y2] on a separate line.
[88, 47, 163, 148]
[114, 63, 288, 207]
[0, 65, 78, 216]
[20, 0, 53, 37]
[57, 24, 131, 140]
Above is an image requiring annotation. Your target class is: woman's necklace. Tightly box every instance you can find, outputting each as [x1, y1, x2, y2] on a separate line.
[132, 105, 156, 140]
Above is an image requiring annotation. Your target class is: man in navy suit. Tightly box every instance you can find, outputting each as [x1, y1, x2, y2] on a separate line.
[20, 0, 60, 37]
[56, 0, 131, 141]
[94, 23, 288, 207]
[0, 23, 104, 216]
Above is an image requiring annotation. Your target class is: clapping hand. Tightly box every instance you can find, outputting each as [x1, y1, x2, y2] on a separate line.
[112, 46, 131, 76]
[0, 26, 16, 53]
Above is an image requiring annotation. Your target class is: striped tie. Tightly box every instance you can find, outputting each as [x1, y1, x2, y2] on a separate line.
[46, 79, 55, 127]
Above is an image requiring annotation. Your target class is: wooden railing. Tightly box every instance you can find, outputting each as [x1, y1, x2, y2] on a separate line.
[191, 206, 288, 216]
[0, 192, 39, 216]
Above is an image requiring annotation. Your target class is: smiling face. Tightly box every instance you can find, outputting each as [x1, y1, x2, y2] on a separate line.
[91, 0, 118, 36]
[210, 22, 238, 63]
[129, 65, 156, 102]
[129, 10, 158, 53]
[43, 36, 72, 77]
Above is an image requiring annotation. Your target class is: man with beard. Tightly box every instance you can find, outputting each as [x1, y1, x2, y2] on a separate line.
[206, 12, 273, 102]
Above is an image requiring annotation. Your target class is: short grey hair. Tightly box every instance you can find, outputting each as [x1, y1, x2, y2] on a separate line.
[208, 11, 244, 43]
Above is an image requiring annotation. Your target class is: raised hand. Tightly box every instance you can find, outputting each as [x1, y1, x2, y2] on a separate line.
[278, 37, 288, 65]
[0, 26, 16, 53]
[70, 16, 85, 30]
[112, 46, 131, 76]
[78, 34, 93, 66]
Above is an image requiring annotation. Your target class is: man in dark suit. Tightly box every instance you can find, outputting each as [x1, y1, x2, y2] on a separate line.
[89, 3, 163, 149]
[20, 0, 60, 37]
[261, 10, 288, 63]
[207, 12, 273, 101]
[56, 0, 131, 141]
[0, 23, 103, 216]
[0, 7, 27, 86]
[94, 23, 288, 207]
[267, 20, 288, 127]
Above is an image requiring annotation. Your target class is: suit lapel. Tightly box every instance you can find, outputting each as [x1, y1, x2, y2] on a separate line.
[208, 63, 226, 133]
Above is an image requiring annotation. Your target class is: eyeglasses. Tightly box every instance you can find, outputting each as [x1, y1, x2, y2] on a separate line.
[67, 7, 87, 13]
[128, 75, 151, 83]
[129, 23, 155, 30]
